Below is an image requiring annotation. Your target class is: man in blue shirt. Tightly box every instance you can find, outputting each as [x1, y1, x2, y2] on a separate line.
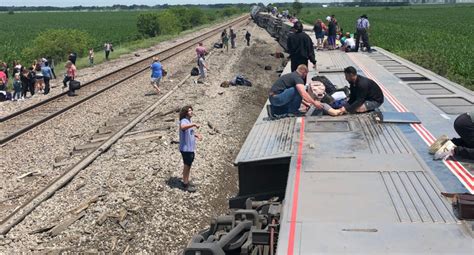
[179, 105, 202, 192]
[150, 57, 163, 94]
[355, 14, 372, 53]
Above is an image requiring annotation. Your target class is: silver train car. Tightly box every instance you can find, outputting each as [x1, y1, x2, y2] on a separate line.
[183, 12, 474, 255]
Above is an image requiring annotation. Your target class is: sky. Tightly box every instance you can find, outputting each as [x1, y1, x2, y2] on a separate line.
[9, 0, 324, 8]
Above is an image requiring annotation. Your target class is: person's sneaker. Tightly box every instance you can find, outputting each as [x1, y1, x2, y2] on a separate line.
[433, 140, 456, 160]
[429, 135, 449, 154]
[266, 104, 274, 118]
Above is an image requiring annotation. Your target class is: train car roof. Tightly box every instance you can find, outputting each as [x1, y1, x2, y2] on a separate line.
[236, 17, 473, 253]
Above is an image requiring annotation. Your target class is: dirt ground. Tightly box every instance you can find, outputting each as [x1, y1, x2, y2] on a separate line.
[0, 21, 283, 254]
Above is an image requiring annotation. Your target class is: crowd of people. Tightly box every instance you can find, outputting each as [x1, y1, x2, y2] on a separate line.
[0, 57, 57, 101]
[312, 14, 371, 52]
[0, 42, 114, 102]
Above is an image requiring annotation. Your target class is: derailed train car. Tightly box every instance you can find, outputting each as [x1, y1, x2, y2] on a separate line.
[182, 10, 474, 255]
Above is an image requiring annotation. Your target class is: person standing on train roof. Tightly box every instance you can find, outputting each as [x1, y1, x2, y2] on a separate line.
[267, 64, 323, 118]
[287, 21, 316, 72]
[354, 14, 372, 53]
[178, 105, 202, 193]
[340, 66, 384, 114]
[432, 112, 474, 160]
[327, 15, 337, 50]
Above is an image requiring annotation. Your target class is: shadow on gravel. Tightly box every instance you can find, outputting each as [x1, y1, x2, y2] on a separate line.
[166, 176, 185, 189]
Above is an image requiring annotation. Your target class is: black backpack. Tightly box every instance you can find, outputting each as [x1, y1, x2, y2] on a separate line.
[191, 67, 199, 76]
[235, 75, 252, 86]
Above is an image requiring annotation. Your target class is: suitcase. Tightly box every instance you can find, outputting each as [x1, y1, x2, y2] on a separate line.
[69, 80, 81, 90]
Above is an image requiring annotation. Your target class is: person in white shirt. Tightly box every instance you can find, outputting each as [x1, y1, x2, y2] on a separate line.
[342, 33, 356, 52]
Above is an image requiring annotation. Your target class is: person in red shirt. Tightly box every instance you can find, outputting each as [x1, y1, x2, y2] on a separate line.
[63, 61, 76, 89]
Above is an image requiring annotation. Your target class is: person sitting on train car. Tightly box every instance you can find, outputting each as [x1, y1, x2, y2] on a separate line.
[340, 66, 384, 114]
[267, 64, 323, 118]
[432, 112, 474, 160]
[341, 33, 356, 52]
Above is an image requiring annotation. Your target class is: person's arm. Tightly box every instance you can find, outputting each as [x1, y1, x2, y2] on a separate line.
[71, 66, 77, 79]
[343, 85, 368, 113]
[195, 132, 203, 140]
[180, 122, 199, 131]
[296, 84, 323, 109]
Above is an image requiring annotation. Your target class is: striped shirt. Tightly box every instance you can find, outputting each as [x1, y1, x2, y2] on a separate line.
[357, 18, 370, 30]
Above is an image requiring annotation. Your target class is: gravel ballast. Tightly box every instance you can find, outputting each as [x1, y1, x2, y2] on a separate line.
[0, 21, 283, 253]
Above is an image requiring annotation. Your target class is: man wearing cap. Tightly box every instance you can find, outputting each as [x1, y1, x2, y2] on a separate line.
[287, 21, 316, 72]
[355, 14, 372, 53]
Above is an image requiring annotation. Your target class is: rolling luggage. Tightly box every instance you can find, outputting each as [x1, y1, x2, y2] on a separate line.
[69, 80, 81, 90]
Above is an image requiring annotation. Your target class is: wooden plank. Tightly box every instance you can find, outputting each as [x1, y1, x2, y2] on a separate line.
[49, 211, 86, 236]
[17, 170, 41, 179]
[123, 133, 163, 143]
[73, 141, 103, 151]
[68, 195, 102, 215]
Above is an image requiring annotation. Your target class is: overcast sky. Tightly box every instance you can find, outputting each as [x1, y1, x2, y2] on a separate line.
[9, 1, 325, 7]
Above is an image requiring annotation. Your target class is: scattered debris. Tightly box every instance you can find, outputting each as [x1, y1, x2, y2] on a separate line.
[17, 170, 41, 180]
[49, 211, 86, 237]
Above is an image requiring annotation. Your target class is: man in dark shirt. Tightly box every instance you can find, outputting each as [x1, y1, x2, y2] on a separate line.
[268, 64, 322, 117]
[287, 22, 316, 72]
[432, 112, 474, 160]
[68, 52, 77, 65]
[340, 66, 384, 114]
[327, 15, 337, 50]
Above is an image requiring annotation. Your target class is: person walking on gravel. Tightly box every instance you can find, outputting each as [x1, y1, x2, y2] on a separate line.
[245, 31, 251, 46]
[178, 105, 202, 193]
[221, 29, 229, 52]
[150, 57, 163, 94]
[63, 61, 76, 90]
[104, 42, 113, 60]
[197, 54, 209, 83]
[42, 61, 53, 95]
[195, 42, 207, 67]
[47, 56, 57, 79]
[230, 26, 237, 49]
[88, 48, 94, 66]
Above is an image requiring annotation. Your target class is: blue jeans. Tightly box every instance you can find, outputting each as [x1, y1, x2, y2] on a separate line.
[269, 87, 302, 115]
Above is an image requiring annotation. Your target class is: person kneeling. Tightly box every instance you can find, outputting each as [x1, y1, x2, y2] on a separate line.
[339, 66, 384, 114]
[267, 65, 323, 118]
[431, 112, 474, 161]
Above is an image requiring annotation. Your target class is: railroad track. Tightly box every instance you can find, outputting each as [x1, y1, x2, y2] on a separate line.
[0, 15, 249, 146]
[0, 15, 249, 235]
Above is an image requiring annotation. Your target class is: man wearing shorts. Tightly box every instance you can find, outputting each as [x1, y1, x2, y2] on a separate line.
[150, 57, 163, 94]
[340, 66, 384, 114]
[179, 105, 202, 192]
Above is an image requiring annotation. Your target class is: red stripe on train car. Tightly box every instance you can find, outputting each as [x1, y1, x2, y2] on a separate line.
[287, 117, 305, 255]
